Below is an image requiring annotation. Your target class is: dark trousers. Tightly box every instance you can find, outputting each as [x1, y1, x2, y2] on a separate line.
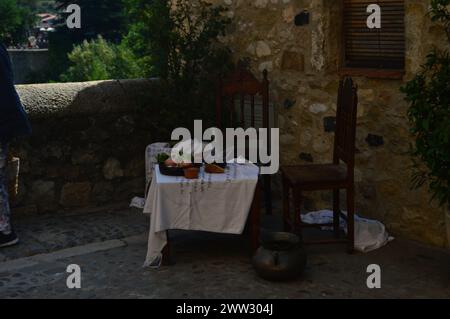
[0, 142, 11, 234]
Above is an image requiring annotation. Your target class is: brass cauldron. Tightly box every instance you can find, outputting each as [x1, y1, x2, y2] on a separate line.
[252, 232, 306, 281]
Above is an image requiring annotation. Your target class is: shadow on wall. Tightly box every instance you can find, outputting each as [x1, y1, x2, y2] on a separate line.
[10, 79, 191, 214]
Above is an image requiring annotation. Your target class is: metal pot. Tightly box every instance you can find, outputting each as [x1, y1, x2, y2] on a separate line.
[252, 232, 307, 281]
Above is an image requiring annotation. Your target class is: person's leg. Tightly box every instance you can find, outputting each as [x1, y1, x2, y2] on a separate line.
[0, 142, 18, 247]
[0, 142, 11, 233]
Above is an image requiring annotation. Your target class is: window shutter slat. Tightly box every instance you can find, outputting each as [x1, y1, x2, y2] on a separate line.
[343, 0, 405, 70]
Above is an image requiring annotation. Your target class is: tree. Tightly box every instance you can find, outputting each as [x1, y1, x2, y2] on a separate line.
[0, 0, 36, 45]
[47, 0, 127, 80]
[123, 0, 232, 82]
[59, 36, 143, 82]
[122, 0, 233, 125]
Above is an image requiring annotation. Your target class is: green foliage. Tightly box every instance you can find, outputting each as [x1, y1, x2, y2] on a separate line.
[123, 0, 233, 125]
[45, 0, 232, 129]
[429, 0, 450, 37]
[125, 0, 232, 79]
[157, 153, 170, 164]
[60, 36, 144, 82]
[401, 0, 450, 208]
[0, 0, 36, 45]
[122, 0, 168, 77]
[48, 0, 126, 81]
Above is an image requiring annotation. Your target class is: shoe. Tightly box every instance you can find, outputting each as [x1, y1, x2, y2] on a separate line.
[0, 231, 19, 248]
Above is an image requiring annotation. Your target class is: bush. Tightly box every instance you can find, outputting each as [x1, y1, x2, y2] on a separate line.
[60, 36, 144, 82]
[401, 0, 450, 208]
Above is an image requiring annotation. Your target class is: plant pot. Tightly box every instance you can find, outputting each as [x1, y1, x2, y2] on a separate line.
[445, 205, 450, 249]
[7, 157, 20, 204]
[184, 167, 199, 179]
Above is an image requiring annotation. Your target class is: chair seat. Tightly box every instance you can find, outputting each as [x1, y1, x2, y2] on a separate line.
[281, 164, 348, 187]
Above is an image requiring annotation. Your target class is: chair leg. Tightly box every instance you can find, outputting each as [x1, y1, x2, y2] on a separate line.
[263, 175, 272, 215]
[249, 183, 261, 252]
[293, 188, 303, 239]
[347, 185, 355, 254]
[333, 189, 340, 238]
[162, 231, 172, 266]
[282, 176, 291, 232]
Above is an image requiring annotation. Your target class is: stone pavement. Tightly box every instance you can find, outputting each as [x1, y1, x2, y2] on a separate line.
[0, 204, 148, 262]
[0, 207, 449, 299]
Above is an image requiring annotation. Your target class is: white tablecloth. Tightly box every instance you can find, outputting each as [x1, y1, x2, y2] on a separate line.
[143, 163, 259, 267]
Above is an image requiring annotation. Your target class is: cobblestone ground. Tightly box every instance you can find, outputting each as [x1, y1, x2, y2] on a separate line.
[0, 205, 148, 262]
[0, 207, 449, 299]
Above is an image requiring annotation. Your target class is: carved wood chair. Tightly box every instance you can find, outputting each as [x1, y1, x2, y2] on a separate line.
[280, 77, 358, 253]
[216, 67, 273, 216]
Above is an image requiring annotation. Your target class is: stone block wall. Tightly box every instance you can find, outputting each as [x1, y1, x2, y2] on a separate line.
[210, 0, 448, 246]
[10, 79, 173, 214]
[6, 1, 448, 247]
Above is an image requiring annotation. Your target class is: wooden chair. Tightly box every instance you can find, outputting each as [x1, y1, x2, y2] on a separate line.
[162, 183, 261, 266]
[280, 77, 358, 253]
[216, 67, 273, 216]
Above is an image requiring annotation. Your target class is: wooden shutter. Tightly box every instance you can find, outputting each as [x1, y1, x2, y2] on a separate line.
[343, 0, 405, 70]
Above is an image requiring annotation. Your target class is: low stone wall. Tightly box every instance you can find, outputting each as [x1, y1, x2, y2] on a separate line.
[8, 49, 49, 84]
[10, 79, 170, 214]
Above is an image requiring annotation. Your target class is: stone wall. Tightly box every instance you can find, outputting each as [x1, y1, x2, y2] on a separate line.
[8, 49, 49, 84]
[10, 79, 172, 214]
[6, 1, 448, 247]
[211, 0, 449, 246]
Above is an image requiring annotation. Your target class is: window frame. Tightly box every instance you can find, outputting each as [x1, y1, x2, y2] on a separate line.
[339, 0, 405, 79]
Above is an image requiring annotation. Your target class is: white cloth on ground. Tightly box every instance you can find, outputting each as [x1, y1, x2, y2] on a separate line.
[143, 163, 259, 268]
[302, 210, 394, 253]
[129, 196, 146, 209]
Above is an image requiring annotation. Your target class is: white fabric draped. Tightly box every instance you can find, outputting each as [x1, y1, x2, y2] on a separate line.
[143, 163, 259, 268]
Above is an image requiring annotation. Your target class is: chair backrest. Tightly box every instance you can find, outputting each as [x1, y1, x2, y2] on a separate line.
[216, 67, 269, 130]
[333, 77, 358, 168]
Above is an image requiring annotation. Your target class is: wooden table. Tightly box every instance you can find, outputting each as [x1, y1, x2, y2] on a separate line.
[161, 183, 262, 266]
